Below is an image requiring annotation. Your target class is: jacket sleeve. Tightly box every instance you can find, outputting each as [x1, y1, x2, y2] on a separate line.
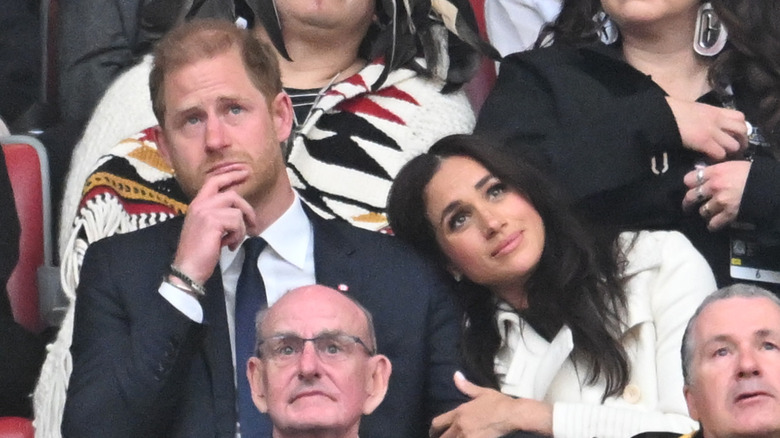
[739, 156, 780, 232]
[0, 0, 40, 124]
[552, 231, 714, 438]
[475, 49, 690, 204]
[423, 273, 470, 419]
[61, 239, 203, 437]
[58, 0, 140, 125]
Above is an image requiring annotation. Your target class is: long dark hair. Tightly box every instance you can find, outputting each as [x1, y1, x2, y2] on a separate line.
[535, 0, 602, 48]
[710, 0, 780, 152]
[387, 134, 631, 399]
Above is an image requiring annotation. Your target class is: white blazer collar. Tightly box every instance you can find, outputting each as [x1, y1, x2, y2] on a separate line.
[494, 304, 574, 399]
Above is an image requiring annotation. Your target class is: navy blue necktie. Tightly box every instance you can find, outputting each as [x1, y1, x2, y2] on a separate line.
[235, 237, 272, 437]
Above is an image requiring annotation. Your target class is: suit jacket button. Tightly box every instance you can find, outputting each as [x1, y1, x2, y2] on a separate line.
[622, 383, 641, 404]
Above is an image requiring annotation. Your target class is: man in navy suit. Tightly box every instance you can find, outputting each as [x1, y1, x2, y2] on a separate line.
[62, 19, 462, 438]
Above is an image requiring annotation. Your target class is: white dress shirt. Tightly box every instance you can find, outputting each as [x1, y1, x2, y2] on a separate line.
[158, 195, 317, 364]
[485, 0, 562, 55]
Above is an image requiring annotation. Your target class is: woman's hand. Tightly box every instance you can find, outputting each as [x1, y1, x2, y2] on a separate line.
[682, 161, 751, 230]
[666, 96, 748, 161]
[429, 372, 553, 438]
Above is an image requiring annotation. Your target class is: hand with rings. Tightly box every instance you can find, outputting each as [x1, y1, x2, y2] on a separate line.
[682, 161, 751, 231]
[700, 202, 712, 219]
[694, 167, 706, 203]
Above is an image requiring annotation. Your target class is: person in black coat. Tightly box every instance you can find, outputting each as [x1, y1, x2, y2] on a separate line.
[476, 0, 780, 291]
[0, 0, 40, 127]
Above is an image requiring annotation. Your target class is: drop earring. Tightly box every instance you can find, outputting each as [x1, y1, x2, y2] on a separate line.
[594, 11, 619, 45]
[694, 2, 728, 56]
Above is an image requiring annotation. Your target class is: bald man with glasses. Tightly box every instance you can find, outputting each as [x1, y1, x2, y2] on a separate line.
[247, 285, 391, 438]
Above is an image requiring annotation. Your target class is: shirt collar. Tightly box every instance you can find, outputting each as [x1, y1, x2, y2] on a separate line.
[220, 195, 313, 270]
[495, 300, 522, 350]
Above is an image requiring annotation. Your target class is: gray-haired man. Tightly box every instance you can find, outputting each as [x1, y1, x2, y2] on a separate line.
[638, 284, 780, 438]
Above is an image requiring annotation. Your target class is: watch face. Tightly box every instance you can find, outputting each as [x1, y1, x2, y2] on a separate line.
[730, 228, 780, 285]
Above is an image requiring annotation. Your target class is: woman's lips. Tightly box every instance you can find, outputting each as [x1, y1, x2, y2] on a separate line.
[492, 231, 522, 257]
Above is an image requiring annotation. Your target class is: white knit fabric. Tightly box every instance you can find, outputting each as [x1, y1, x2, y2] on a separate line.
[287, 60, 475, 231]
[56, 56, 157, 261]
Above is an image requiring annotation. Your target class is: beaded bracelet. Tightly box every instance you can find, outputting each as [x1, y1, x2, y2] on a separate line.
[168, 265, 207, 297]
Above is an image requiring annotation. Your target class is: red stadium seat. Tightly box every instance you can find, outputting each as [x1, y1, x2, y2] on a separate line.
[463, 0, 497, 113]
[1, 135, 53, 333]
[0, 417, 34, 438]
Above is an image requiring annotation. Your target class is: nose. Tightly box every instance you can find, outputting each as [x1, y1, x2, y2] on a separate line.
[479, 209, 505, 238]
[204, 117, 229, 151]
[296, 341, 322, 380]
[737, 348, 761, 379]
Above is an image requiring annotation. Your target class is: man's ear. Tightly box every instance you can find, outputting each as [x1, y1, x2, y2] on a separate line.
[154, 125, 174, 169]
[683, 384, 699, 421]
[362, 355, 392, 415]
[247, 357, 269, 413]
[270, 92, 293, 144]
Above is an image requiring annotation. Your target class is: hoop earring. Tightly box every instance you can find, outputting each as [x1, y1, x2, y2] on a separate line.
[694, 2, 728, 56]
[594, 11, 619, 45]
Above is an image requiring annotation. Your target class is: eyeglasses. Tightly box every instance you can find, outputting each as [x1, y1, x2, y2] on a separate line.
[256, 332, 375, 365]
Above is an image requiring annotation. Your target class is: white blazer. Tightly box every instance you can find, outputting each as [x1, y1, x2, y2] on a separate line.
[494, 230, 716, 438]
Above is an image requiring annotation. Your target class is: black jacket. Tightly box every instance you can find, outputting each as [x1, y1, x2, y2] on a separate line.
[57, 0, 237, 126]
[476, 44, 780, 288]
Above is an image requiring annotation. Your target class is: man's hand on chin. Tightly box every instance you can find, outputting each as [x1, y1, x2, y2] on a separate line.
[172, 169, 259, 285]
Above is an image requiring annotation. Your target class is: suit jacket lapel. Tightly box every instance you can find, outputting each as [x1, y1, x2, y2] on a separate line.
[166, 217, 237, 430]
[201, 269, 237, 430]
[305, 209, 366, 296]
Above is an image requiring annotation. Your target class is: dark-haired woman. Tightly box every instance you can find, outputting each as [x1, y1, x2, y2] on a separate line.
[388, 134, 716, 437]
[475, 0, 780, 290]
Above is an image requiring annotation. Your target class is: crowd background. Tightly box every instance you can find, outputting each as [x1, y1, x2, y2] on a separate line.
[1, 0, 778, 436]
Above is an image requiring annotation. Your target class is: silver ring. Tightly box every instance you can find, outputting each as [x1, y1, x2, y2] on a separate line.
[696, 185, 704, 202]
[696, 168, 705, 185]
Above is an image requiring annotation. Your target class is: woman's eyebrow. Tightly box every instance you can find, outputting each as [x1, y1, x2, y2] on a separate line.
[438, 174, 495, 227]
[474, 174, 493, 190]
[439, 200, 462, 228]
